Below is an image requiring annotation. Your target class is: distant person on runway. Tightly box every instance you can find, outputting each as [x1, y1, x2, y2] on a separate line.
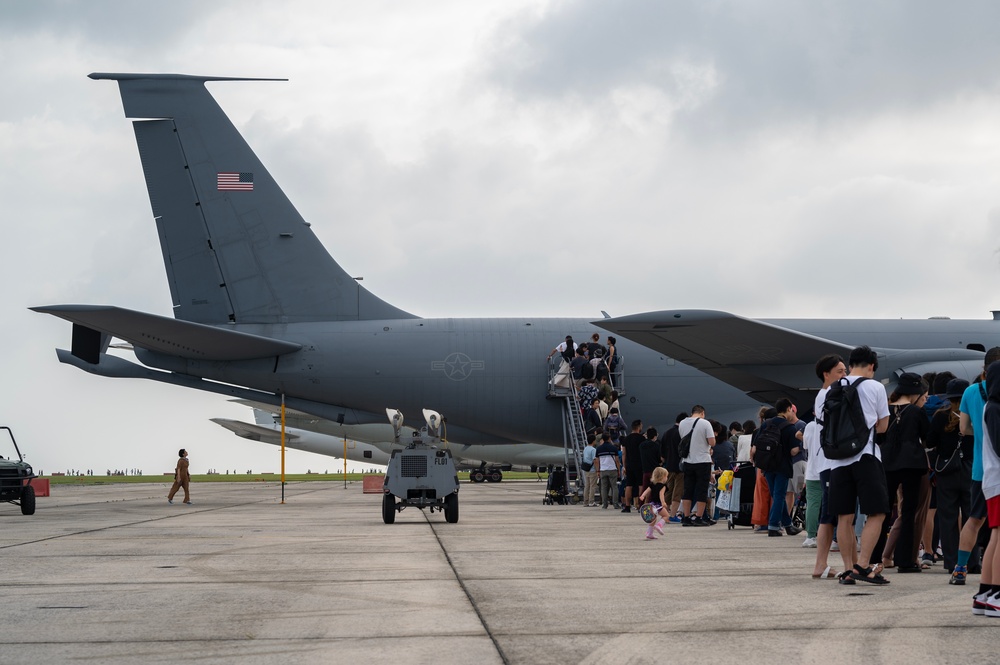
[167, 449, 192, 505]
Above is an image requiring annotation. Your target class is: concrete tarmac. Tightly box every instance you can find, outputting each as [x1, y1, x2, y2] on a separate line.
[0, 480, 995, 664]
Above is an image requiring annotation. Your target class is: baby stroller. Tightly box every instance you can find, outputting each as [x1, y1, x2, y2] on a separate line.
[542, 468, 578, 505]
[790, 485, 807, 531]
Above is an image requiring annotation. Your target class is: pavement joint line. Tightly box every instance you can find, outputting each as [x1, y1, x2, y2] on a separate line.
[0, 484, 337, 552]
[0, 634, 493, 646]
[424, 511, 510, 665]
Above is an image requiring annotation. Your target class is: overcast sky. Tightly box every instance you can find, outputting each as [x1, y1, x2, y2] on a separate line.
[4, 0, 1000, 476]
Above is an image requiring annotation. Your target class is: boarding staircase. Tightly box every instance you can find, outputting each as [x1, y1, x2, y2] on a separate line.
[546, 358, 613, 500]
[559, 391, 588, 498]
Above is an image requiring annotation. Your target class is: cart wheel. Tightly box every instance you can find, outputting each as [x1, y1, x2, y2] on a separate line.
[20, 485, 36, 516]
[382, 493, 396, 524]
[470, 470, 486, 483]
[444, 493, 459, 523]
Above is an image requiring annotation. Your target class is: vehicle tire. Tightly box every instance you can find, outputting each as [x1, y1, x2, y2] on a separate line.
[487, 471, 502, 483]
[470, 470, 486, 483]
[382, 493, 396, 524]
[21, 485, 36, 516]
[444, 493, 459, 523]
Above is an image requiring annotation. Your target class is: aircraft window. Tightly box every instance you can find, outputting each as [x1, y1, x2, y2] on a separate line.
[968, 343, 986, 352]
[363, 451, 372, 459]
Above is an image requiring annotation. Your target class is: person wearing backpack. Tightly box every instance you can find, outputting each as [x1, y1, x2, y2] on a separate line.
[825, 346, 891, 585]
[877, 372, 930, 573]
[757, 399, 804, 537]
[803, 354, 850, 578]
[678, 405, 717, 527]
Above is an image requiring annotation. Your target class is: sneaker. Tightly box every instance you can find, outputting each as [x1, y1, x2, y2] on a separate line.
[768, 529, 783, 537]
[602, 504, 609, 509]
[984, 592, 1000, 618]
[668, 516, 682, 524]
[703, 517, 717, 526]
[801, 537, 817, 548]
[785, 525, 803, 536]
[973, 591, 991, 616]
[645, 527, 657, 540]
[621, 506, 631, 513]
[691, 517, 710, 527]
[183, 501, 193, 505]
[831, 541, 841, 552]
[921, 553, 936, 567]
[681, 516, 694, 527]
[950, 565, 967, 586]
[653, 520, 665, 535]
[167, 498, 173, 504]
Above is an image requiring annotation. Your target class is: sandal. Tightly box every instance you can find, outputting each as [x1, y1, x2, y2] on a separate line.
[850, 563, 890, 585]
[838, 570, 855, 585]
[812, 565, 841, 579]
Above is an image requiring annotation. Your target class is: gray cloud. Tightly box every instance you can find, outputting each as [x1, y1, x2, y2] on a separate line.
[6, 0, 1000, 478]
[487, 0, 1000, 136]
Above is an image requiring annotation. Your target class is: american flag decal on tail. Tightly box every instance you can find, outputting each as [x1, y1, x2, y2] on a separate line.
[217, 172, 254, 191]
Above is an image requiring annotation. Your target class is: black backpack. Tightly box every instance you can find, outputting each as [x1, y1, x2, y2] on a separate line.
[821, 377, 873, 460]
[678, 424, 695, 459]
[753, 419, 789, 472]
[581, 362, 595, 380]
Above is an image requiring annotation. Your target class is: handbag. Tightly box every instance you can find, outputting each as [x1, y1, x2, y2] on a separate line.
[933, 445, 963, 475]
[580, 460, 593, 472]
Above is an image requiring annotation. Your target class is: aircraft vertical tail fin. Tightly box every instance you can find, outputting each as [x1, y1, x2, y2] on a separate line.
[91, 72, 414, 324]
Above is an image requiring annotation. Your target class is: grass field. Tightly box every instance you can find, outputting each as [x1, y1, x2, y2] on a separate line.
[44, 471, 548, 485]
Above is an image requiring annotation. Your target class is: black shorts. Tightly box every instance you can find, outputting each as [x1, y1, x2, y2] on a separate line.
[625, 467, 642, 488]
[682, 462, 712, 503]
[828, 454, 890, 517]
[818, 469, 835, 526]
[971, 480, 988, 520]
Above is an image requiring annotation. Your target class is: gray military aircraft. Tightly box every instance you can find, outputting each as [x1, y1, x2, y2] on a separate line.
[31, 73, 998, 455]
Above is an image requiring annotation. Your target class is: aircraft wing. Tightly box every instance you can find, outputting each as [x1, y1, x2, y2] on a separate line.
[210, 418, 300, 444]
[31, 305, 301, 361]
[596, 309, 853, 404]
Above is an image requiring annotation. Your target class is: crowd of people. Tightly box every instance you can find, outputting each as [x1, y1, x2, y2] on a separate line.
[569, 339, 1000, 618]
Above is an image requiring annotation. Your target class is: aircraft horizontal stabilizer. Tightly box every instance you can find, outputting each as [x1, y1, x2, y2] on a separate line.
[31, 305, 301, 361]
[596, 309, 854, 402]
[210, 418, 298, 444]
[229, 399, 317, 420]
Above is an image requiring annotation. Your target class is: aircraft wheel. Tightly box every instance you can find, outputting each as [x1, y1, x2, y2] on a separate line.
[20, 485, 36, 516]
[487, 471, 502, 483]
[444, 493, 459, 523]
[470, 470, 486, 483]
[382, 493, 396, 524]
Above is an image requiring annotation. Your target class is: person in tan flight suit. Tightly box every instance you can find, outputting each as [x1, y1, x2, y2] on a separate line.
[167, 449, 192, 505]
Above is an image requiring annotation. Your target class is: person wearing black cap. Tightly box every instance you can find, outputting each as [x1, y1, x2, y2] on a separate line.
[928, 378, 973, 575]
[878, 372, 930, 573]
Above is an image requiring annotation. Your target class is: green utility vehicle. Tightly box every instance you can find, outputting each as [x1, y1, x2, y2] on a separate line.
[1, 427, 37, 515]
